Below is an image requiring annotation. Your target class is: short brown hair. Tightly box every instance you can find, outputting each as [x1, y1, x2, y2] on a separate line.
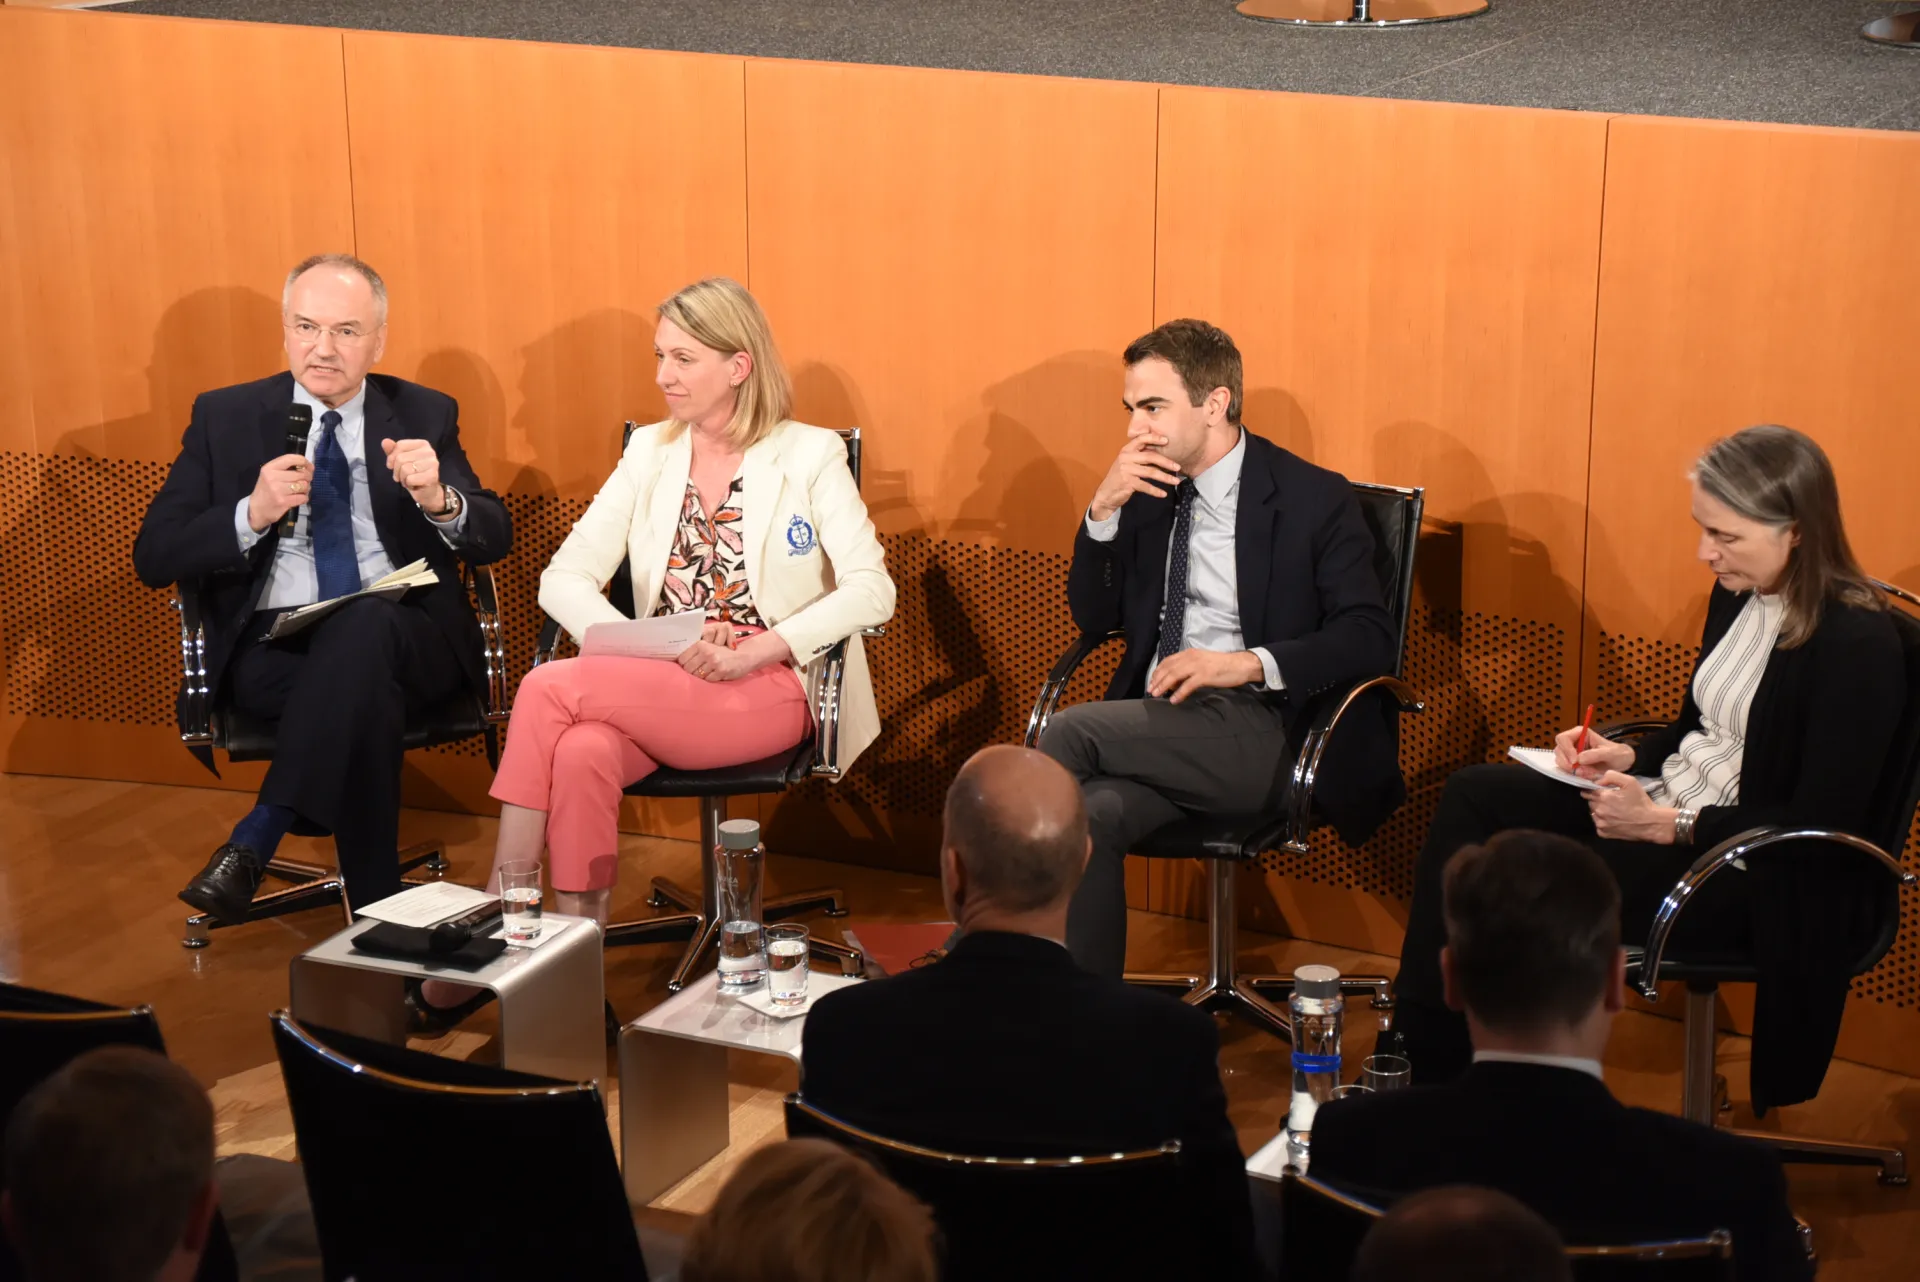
[3, 1046, 216, 1282]
[1692, 424, 1884, 648]
[1354, 1186, 1570, 1282]
[1123, 318, 1243, 424]
[682, 1139, 938, 1282]
[1442, 830, 1621, 1032]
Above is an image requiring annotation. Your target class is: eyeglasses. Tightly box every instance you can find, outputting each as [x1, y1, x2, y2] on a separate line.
[284, 320, 382, 346]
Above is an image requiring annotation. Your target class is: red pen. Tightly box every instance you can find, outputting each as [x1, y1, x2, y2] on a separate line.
[1575, 703, 1595, 757]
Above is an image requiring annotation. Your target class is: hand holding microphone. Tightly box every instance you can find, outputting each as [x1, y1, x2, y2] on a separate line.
[247, 404, 314, 535]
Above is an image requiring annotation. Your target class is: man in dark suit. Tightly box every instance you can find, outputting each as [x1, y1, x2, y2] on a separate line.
[134, 253, 510, 922]
[801, 745, 1257, 1279]
[1311, 830, 1810, 1282]
[1040, 318, 1399, 977]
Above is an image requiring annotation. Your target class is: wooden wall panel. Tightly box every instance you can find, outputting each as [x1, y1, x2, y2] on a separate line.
[0, 9, 354, 463]
[1151, 87, 1610, 939]
[342, 32, 750, 502]
[742, 60, 1158, 868]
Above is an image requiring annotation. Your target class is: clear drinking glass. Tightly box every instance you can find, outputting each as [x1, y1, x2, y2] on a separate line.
[499, 860, 543, 943]
[766, 924, 810, 1007]
[1360, 1053, 1412, 1093]
[1328, 1084, 1374, 1103]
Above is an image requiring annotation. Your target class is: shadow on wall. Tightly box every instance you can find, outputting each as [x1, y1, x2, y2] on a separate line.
[3, 286, 283, 778]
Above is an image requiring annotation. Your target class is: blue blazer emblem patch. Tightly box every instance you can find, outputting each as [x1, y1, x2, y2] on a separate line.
[785, 515, 817, 555]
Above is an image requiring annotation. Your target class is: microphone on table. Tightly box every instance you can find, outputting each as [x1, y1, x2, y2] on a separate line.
[276, 403, 315, 537]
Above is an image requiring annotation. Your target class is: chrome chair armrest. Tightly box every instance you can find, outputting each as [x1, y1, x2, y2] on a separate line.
[1597, 718, 1670, 744]
[1633, 826, 1918, 1000]
[1283, 675, 1424, 853]
[1023, 628, 1127, 748]
[810, 637, 851, 779]
[466, 564, 510, 724]
[533, 615, 564, 668]
[174, 587, 212, 746]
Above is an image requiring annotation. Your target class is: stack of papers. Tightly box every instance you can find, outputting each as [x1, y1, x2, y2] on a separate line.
[355, 881, 494, 927]
[268, 559, 440, 639]
[580, 612, 706, 660]
[1507, 746, 1659, 793]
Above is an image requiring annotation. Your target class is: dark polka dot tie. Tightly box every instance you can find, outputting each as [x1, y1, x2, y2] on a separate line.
[1154, 479, 1197, 668]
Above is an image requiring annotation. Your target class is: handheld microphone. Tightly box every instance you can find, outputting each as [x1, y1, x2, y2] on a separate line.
[275, 403, 315, 538]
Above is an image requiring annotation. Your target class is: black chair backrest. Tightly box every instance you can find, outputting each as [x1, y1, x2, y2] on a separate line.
[1349, 481, 1424, 679]
[0, 984, 238, 1282]
[270, 1013, 645, 1282]
[1279, 1171, 1735, 1282]
[784, 1094, 1192, 1281]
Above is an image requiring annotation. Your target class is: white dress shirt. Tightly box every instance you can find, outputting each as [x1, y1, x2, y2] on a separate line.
[234, 380, 467, 609]
[1084, 430, 1282, 690]
[1472, 1049, 1605, 1082]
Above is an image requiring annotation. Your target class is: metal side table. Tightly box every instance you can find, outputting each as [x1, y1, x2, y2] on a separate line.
[290, 914, 605, 1090]
[619, 970, 863, 1204]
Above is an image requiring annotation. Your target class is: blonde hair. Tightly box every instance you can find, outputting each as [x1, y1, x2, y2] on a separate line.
[658, 277, 793, 450]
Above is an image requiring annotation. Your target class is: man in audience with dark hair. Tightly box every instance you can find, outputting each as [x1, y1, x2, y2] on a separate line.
[1353, 1187, 1571, 1282]
[2, 1046, 219, 1282]
[801, 744, 1257, 1278]
[1312, 829, 1810, 1282]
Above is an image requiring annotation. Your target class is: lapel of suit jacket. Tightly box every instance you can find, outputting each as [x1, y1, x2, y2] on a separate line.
[1234, 432, 1280, 643]
[254, 372, 299, 472]
[360, 378, 414, 563]
[739, 426, 787, 599]
[635, 429, 693, 615]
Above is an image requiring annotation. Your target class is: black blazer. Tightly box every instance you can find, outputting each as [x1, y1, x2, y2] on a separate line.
[133, 372, 511, 736]
[1065, 430, 1401, 843]
[1628, 584, 1905, 1110]
[800, 931, 1257, 1279]
[1310, 1060, 1811, 1282]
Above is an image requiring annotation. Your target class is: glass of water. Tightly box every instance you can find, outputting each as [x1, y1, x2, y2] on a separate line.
[1360, 1054, 1412, 1093]
[718, 920, 766, 994]
[766, 925, 810, 1007]
[499, 860, 543, 944]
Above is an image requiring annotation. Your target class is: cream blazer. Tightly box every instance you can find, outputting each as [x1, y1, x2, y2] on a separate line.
[538, 419, 896, 776]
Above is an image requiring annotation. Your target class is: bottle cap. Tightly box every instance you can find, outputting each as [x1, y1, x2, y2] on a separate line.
[718, 819, 762, 851]
[1293, 964, 1342, 999]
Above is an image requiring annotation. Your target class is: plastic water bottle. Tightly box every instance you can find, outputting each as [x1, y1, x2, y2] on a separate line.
[1286, 964, 1345, 1147]
[715, 819, 766, 994]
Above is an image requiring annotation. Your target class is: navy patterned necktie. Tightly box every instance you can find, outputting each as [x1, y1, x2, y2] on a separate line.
[309, 409, 362, 600]
[1154, 479, 1197, 666]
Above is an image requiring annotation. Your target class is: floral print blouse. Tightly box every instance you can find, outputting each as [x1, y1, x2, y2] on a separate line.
[651, 475, 767, 630]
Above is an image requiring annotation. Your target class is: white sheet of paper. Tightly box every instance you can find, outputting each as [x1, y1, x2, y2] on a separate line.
[580, 612, 706, 661]
[355, 881, 495, 928]
[1507, 746, 1660, 793]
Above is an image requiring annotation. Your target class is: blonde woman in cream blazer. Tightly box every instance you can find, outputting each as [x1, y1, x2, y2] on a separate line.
[419, 281, 892, 1021]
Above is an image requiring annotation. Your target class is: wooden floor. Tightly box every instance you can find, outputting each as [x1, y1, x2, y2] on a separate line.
[4, 772, 1918, 1278]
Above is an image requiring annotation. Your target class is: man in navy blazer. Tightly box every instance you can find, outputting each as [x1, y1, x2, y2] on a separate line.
[1311, 831, 1810, 1282]
[1040, 318, 1399, 977]
[134, 254, 510, 921]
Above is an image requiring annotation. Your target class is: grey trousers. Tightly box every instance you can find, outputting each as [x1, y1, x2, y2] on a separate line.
[1038, 690, 1292, 978]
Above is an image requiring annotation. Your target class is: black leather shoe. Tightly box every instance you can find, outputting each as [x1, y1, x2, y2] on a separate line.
[178, 842, 264, 927]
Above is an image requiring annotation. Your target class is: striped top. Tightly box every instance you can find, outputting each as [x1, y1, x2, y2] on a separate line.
[1649, 591, 1786, 811]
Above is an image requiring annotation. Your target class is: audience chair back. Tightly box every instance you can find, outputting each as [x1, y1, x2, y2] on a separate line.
[785, 1094, 1193, 1281]
[1280, 1172, 1736, 1282]
[270, 1012, 646, 1282]
[1351, 480, 1423, 678]
[0, 984, 238, 1282]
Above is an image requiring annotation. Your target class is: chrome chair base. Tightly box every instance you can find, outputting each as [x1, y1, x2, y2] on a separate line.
[1864, 14, 1920, 49]
[181, 842, 449, 948]
[603, 800, 862, 992]
[1678, 986, 1909, 1185]
[1125, 858, 1391, 1041]
[1236, 0, 1489, 28]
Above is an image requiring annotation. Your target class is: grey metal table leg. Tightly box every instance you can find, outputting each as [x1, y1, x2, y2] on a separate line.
[620, 1025, 731, 1205]
[496, 921, 606, 1090]
[288, 958, 410, 1045]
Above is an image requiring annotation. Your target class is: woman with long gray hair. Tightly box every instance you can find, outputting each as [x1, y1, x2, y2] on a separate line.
[1391, 425, 1904, 1098]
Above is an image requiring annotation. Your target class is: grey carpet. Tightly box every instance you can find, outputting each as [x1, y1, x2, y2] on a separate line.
[103, 0, 1920, 130]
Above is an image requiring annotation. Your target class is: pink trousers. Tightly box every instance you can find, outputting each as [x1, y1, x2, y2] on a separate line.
[489, 656, 811, 891]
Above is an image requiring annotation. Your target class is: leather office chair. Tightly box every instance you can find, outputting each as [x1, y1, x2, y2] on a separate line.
[171, 562, 511, 947]
[1023, 480, 1426, 1039]
[270, 1011, 646, 1282]
[1279, 1170, 1737, 1281]
[1623, 581, 1920, 1186]
[0, 984, 240, 1282]
[531, 423, 878, 992]
[784, 1093, 1195, 1281]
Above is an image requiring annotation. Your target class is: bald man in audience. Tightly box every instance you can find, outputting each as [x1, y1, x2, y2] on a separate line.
[800, 745, 1256, 1279]
[1352, 1187, 1571, 1282]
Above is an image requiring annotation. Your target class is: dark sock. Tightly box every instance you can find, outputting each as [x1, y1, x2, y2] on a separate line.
[229, 804, 297, 861]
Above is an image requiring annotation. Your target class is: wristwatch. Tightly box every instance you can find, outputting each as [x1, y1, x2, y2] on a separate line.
[426, 485, 463, 521]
